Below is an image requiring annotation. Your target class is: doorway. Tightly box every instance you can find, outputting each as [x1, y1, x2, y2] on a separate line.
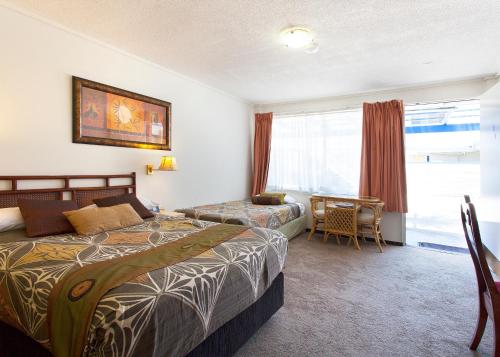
[405, 100, 480, 251]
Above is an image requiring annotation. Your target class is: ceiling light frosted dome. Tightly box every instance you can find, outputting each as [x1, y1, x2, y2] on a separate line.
[280, 26, 314, 49]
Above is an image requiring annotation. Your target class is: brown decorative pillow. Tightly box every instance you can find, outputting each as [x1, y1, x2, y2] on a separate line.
[63, 203, 143, 236]
[93, 194, 154, 219]
[18, 199, 79, 237]
[260, 192, 286, 204]
[251, 195, 282, 205]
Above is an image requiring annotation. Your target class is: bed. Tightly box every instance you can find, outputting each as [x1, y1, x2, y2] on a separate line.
[175, 199, 306, 240]
[0, 173, 286, 357]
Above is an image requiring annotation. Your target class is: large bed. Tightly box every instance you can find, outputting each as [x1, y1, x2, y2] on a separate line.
[0, 173, 286, 357]
[175, 199, 306, 240]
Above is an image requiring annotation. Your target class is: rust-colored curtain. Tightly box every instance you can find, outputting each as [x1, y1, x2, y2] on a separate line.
[251, 112, 273, 196]
[359, 100, 408, 213]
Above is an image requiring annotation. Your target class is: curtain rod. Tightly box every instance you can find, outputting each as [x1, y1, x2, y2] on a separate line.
[272, 98, 479, 117]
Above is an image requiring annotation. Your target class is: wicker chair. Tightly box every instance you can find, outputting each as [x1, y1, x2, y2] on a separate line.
[323, 200, 360, 249]
[307, 196, 325, 241]
[357, 201, 386, 253]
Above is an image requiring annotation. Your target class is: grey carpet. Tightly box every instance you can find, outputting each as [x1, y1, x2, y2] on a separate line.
[235, 233, 493, 357]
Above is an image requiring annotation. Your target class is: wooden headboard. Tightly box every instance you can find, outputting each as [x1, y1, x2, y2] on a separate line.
[0, 173, 136, 208]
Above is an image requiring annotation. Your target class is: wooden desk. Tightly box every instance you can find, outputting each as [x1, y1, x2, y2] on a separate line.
[310, 194, 385, 251]
[311, 194, 381, 205]
[469, 197, 500, 275]
[475, 197, 500, 260]
[479, 221, 500, 260]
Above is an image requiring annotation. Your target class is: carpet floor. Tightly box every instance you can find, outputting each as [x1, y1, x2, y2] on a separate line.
[235, 233, 493, 357]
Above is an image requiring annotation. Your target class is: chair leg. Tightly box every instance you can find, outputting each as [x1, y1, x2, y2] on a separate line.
[323, 231, 329, 243]
[352, 235, 360, 250]
[374, 231, 383, 253]
[378, 225, 387, 246]
[335, 234, 340, 245]
[370, 225, 383, 253]
[307, 219, 317, 241]
[470, 298, 488, 350]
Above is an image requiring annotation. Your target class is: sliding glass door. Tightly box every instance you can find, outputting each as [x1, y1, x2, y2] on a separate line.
[405, 99, 480, 250]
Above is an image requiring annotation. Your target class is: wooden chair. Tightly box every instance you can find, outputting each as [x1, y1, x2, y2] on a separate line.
[461, 198, 500, 356]
[323, 200, 360, 249]
[307, 196, 324, 241]
[357, 201, 386, 253]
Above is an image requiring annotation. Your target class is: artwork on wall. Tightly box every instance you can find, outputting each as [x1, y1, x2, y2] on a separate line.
[73, 76, 171, 150]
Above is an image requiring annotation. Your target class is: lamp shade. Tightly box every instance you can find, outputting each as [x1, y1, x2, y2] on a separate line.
[158, 156, 177, 171]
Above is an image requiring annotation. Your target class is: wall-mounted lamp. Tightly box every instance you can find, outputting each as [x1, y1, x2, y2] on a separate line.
[146, 156, 177, 175]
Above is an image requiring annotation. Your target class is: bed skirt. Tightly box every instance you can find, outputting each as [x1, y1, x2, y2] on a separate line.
[277, 215, 307, 240]
[0, 272, 284, 357]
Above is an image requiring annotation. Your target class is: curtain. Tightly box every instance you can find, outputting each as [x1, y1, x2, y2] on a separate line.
[359, 100, 408, 213]
[251, 112, 273, 196]
[267, 110, 362, 195]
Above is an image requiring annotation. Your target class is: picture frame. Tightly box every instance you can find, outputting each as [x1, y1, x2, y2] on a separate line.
[73, 76, 171, 150]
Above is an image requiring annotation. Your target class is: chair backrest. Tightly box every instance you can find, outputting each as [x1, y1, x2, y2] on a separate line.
[325, 200, 358, 235]
[461, 199, 498, 300]
[310, 197, 324, 219]
[360, 201, 385, 224]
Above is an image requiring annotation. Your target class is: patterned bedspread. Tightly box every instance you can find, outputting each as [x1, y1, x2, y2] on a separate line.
[0, 214, 287, 357]
[176, 200, 305, 229]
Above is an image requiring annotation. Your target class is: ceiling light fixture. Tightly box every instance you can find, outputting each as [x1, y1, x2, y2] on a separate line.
[305, 42, 320, 54]
[280, 26, 315, 49]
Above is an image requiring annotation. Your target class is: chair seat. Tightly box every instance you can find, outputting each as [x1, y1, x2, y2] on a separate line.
[313, 209, 324, 218]
[357, 212, 375, 225]
[495, 281, 500, 292]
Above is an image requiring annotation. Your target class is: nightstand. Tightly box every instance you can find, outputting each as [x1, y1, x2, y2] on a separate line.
[159, 209, 185, 218]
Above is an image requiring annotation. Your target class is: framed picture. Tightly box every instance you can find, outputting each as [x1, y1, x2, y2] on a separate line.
[73, 76, 171, 150]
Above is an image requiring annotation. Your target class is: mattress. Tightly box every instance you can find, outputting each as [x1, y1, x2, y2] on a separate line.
[0, 214, 288, 357]
[176, 199, 305, 229]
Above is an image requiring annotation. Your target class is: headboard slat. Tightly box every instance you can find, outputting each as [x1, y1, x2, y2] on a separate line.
[0, 173, 136, 208]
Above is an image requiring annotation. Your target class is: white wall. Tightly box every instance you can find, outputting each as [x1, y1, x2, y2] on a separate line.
[255, 77, 498, 243]
[0, 6, 252, 210]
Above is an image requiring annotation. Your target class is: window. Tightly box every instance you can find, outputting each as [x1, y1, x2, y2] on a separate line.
[266, 109, 362, 195]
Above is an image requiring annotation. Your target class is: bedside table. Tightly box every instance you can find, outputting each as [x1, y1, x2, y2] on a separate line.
[159, 209, 185, 218]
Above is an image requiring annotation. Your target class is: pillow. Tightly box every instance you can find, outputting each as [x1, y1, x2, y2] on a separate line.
[18, 199, 79, 237]
[251, 195, 282, 205]
[284, 195, 297, 204]
[0, 207, 25, 232]
[261, 192, 286, 204]
[63, 203, 143, 236]
[93, 194, 154, 219]
[138, 196, 160, 212]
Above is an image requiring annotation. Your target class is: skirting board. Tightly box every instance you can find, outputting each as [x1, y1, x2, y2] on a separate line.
[305, 228, 404, 246]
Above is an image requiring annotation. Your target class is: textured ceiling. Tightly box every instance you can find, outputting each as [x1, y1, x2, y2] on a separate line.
[3, 0, 500, 103]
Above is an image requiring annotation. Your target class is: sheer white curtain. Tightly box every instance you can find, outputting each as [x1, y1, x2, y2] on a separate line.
[266, 109, 362, 195]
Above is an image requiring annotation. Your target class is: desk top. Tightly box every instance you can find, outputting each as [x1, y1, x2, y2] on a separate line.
[478, 221, 500, 260]
[311, 193, 381, 203]
[475, 197, 500, 260]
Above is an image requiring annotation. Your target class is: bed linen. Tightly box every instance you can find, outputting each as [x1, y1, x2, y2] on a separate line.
[0, 213, 287, 357]
[175, 199, 305, 229]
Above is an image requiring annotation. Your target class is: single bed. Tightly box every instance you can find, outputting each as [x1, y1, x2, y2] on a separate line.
[175, 199, 306, 240]
[0, 173, 286, 357]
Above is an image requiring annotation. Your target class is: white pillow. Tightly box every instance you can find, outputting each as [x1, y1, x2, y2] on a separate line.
[138, 196, 160, 211]
[0, 207, 25, 232]
[284, 195, 297, 203]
